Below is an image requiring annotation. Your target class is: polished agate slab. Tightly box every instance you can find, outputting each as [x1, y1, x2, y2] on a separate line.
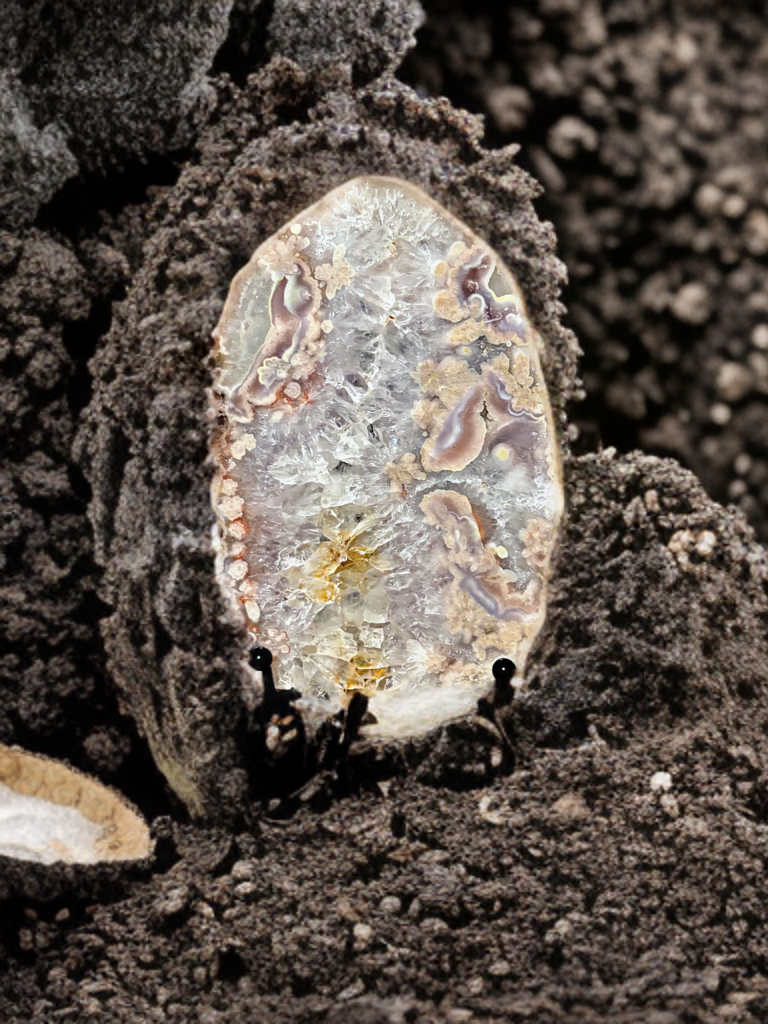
[0, 744, 151, 864]
[213, 177, 563, 736]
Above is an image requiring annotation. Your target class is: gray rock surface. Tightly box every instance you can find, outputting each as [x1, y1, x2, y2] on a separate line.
[0, 73, 77, 230]
[0, 0, 233, 227]
[268, 0, 424, 79]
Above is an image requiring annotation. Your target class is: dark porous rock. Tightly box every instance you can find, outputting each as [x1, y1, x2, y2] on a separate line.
[0, 73, 78, 230]
[76, 60, 578, 820]
[0, 224, 170, 813]
[0, 0, 233, 227]
[516, 449, 768, 752]
[0, 232, 104, 754]
[267, 0, 424, 81]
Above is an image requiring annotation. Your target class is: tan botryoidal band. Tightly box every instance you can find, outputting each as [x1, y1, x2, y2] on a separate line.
[0, 743, 152, 864]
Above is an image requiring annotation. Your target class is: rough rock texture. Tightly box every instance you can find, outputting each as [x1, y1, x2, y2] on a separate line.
[403, 0, 768, 540]
[0, 223, 173, 812]
[76, 61, 577, 819]
[3, 0, 768, 1021]
[0, 234, 99, 755]
[217, 0, 423, 86]
[268, 0, 424, 80]
[0, 73, 78, 230]
[0, 0, 233, 228]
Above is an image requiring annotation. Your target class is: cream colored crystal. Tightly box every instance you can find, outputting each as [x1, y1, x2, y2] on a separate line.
[0, 744, 152, 865]
[213, 177, 563, 737]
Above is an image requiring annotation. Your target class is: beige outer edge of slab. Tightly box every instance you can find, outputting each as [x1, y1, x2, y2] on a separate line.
[0, 744, 153, 863]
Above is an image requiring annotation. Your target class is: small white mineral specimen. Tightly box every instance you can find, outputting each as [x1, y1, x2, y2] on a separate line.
[0, 744, 151, 865]
[650, 771, 673, 793]
[213, 177, 563, 736]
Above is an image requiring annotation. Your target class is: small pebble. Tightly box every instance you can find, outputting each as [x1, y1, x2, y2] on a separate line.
[650, 771, 673, 793]
[710, 403, 731, 425]
[488, 959, 512, 978]
[379, 896, 402, 915]
[153, 886, 190, 920]
[233, 881, 259, 900]
[230, 859, 257, 881]
[352, 922, 373, 949]
[670, 282, 711, 324]
[716, 361, 752, 402]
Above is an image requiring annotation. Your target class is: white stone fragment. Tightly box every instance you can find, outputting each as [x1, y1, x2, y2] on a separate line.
[0, 783, 104, 865]
[0, 744, 151, 865]
[212, 177, 564, 737]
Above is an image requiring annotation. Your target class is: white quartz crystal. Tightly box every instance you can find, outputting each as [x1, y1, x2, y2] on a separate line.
[213, 177, 563, 737]
[0, 744, 152, 864]
[0, 783, 105, 865]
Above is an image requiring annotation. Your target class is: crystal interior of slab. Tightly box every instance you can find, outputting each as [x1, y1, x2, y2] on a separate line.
[0, 745, 152, 864]
[213, 177, 563, 736]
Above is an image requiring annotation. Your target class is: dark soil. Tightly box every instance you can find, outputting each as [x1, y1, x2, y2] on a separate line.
[2, 2, 768, 1022]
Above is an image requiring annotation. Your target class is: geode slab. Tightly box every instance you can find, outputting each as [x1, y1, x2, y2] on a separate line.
[213, 177, 563, 736]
